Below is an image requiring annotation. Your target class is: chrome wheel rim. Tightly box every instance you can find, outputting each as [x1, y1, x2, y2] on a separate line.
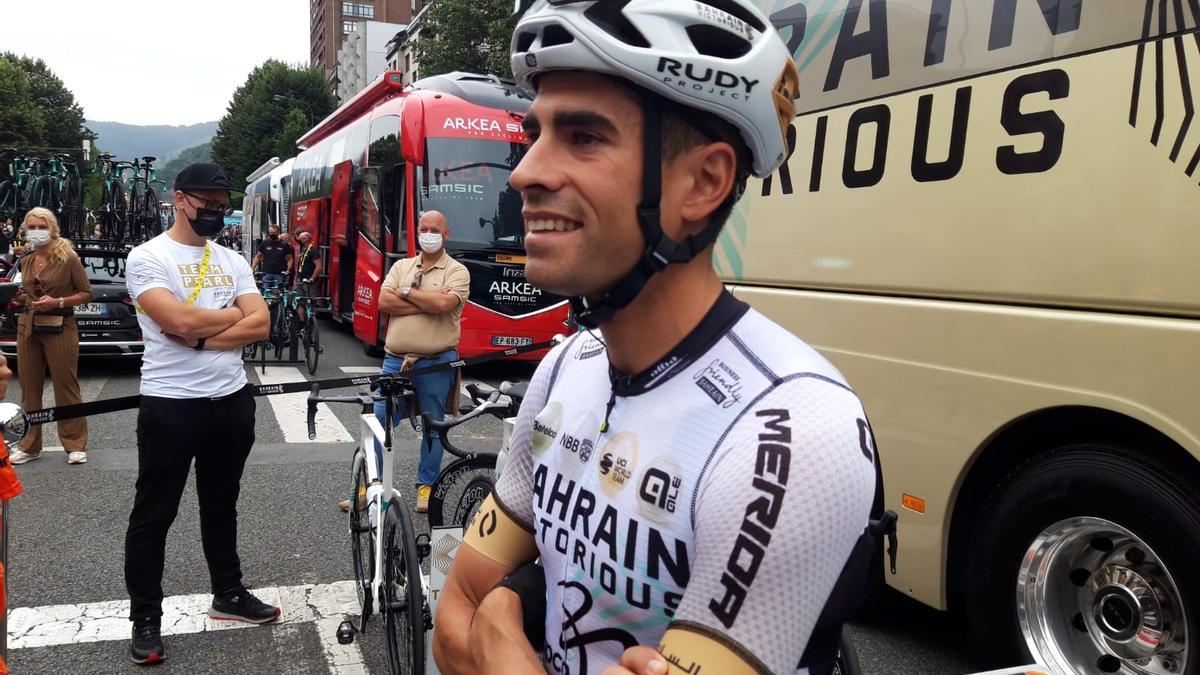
[1018, 517, 1189, 674]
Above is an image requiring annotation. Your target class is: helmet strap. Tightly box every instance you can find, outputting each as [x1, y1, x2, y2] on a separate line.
[571, 91, 727, 328]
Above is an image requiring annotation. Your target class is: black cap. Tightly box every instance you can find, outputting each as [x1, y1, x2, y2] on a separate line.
[174, 162, 232, 192]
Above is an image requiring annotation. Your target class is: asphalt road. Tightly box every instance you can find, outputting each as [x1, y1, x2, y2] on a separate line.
[3, 320, 979, 674]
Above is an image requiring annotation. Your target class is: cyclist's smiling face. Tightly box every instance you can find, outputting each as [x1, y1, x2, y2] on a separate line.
[511, 72, 648, 297]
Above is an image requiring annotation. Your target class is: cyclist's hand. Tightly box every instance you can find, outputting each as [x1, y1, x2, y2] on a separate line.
[602, 647, 668, 675]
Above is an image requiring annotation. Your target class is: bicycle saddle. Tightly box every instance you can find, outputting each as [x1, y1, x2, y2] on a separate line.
[142, 156, 156, 164]
[499, 381, 528, 400]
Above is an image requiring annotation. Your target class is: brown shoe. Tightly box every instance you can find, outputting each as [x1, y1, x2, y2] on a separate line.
[338, 486, 368, 512]
[416, 485, 431, 513]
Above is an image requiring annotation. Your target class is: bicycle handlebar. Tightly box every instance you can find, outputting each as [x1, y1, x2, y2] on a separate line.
[306, 376, 423, 441]
[424, 388, 503, 432]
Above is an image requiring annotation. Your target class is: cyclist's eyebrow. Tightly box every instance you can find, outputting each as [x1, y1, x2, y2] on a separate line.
[553, 109, 618, 137]
[522, 114, 540, 136]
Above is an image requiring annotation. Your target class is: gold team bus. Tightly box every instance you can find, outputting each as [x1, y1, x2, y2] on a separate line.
[720, 1, 1200, 673]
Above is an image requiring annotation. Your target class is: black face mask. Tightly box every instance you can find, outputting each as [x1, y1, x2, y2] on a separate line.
[269, 233, 279, 241]
[190, 207, 225, 238]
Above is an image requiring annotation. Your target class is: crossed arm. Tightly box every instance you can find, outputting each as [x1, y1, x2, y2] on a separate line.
[137, 289, 269, 348]
[377, 285, 459, 316]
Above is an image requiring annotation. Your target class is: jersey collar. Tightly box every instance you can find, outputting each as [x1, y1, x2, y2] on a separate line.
[609, 290, 749, 397]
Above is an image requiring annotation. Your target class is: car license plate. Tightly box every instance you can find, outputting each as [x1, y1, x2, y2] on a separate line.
[75, 303, 104, 316]
[492, 335, 533, 347]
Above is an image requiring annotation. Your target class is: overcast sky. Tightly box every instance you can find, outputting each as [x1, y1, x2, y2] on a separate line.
[0, 1, 310, 126]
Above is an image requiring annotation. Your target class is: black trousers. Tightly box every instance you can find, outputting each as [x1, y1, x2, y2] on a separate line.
[124, 385, 256, 621]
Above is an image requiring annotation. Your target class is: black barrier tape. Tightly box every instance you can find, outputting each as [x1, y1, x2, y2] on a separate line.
[24, 338, 561, 425]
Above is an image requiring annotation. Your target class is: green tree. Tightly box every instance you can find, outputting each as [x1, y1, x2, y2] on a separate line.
[0, 60, 45, 146]
[211, 60, 335, 190]
[158, 141, 214, 189]
[275, 108, 309, 160]
[0, 53, 92, 151]
[416, 0, 514, 80]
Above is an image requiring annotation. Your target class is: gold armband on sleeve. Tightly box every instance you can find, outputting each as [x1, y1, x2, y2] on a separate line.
[658, 623, 767, 675]
[461, 493, 539, 568]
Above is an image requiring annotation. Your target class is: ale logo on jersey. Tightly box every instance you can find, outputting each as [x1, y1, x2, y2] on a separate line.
[637, 457, 684, 523]
[532, 401, 563, 456]
[598, 431, 638, 496]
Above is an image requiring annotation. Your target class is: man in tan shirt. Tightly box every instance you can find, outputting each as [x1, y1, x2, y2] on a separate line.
[375, 210, 469, 512]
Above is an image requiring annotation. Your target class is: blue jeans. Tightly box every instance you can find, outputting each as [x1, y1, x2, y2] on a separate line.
[261, 273, 285, 287]
[373, 349, 458, 487]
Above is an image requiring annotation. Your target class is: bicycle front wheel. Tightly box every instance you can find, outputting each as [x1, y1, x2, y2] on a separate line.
[427, 456, 497, 530]
[111, 181, 127, 242]
[348, 450, 373, 628]
[382, 496, 425, 675]
[304, 315, 320, 374]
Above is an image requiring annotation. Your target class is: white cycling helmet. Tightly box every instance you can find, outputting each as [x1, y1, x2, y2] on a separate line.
[510, 0, 799, 327]
[510, 0, 799, 177]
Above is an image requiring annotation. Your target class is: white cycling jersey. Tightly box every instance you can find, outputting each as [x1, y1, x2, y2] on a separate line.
[485, 291, 879, 675]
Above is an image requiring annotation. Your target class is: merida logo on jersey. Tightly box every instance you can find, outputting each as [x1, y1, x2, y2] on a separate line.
[709, 408, 792, 628]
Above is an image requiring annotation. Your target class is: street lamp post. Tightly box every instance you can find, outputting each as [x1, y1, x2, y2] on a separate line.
[273, 94, 317, 128]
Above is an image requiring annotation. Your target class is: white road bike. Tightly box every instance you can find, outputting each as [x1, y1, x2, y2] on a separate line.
[305, 376, 525, 675]
[306, 376, 426, 675]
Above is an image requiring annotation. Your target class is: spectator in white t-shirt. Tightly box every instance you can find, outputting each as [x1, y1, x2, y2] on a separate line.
[122, 163, 274, 667]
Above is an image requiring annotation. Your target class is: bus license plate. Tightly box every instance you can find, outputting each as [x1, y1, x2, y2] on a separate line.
[492, 335, 533, 347]
[75, 303, 104, 316]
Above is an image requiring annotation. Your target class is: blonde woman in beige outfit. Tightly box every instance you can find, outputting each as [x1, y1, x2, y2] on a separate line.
[9, 207, 93, 465]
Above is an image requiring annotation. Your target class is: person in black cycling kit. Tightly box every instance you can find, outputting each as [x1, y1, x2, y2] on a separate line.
[433, 2, 894, 675]
[251, 226, 292, 288]
[293, 229, 321, 320]
[293, 230, 320, 294]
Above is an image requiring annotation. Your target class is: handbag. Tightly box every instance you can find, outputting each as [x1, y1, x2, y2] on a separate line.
[31, 314, 64, 334]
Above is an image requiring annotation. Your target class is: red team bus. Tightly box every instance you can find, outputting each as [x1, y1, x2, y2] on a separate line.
[279, 70, 569, 358]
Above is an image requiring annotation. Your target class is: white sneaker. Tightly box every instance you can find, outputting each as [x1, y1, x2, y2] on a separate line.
[67, 451, 87, 465]
[9, 449, 41, 465]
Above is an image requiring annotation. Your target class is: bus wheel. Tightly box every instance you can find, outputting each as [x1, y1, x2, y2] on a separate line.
[361, 342, 384, 358]
[965, 444, 1199, 674]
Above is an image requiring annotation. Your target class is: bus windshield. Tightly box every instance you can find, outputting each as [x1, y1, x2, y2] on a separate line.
[418, 138, 525, 251]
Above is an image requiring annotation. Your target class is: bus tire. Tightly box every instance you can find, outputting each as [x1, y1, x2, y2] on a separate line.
[361, 342, 384, 358]
[964, 444, 1200, 674]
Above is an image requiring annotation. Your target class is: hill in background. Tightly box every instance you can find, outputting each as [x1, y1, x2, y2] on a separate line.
[87, 120, 218, 163]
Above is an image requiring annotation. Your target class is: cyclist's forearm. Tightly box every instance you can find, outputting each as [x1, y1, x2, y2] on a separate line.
[468, 589, 543, 674]
[433, 590, 479, 675]
[203, 306, 269, 349]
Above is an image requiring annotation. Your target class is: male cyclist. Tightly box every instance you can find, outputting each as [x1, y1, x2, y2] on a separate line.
[434, 2, 887, 674]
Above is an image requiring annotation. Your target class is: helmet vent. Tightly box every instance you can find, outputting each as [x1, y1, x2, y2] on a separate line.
[583, 1, 651, 48]
[515, 30, 537, 53]
[692, 0, 767, 33]
[542, 24, 575, 47]
[686, 24, 752, 59]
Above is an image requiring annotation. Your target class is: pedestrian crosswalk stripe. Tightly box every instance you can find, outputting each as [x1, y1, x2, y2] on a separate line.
[8, 580, 368, 675]
[338, 366, 379, 374]
[254, 366, 353, 443]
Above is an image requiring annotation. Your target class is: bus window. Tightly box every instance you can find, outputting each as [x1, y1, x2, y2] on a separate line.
[417, 138, 526, 250]
[360, 167, 383, 249]
[367, 115, 402, 252]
